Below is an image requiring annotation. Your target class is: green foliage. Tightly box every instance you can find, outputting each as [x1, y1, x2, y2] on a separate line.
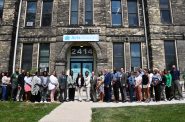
[0, 102, 59, 122]
[29, 67, 38, 75]
[92, 104, 185, 122]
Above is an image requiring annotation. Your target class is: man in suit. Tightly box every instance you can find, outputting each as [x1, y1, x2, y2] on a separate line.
[104, 69, 112, 102]
[58, 71, 68, 102]
[120, 68, 128, 102]
[90, 71, 97, 102]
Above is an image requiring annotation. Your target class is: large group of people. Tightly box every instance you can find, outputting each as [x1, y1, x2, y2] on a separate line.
[0, 65, 184, 103]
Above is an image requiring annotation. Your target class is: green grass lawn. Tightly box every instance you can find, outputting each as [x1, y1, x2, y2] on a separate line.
[0, 101, 59, 122]
[92, 104, 185, 122]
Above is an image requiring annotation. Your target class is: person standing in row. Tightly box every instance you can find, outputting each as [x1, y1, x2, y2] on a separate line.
[18, 70, 26, 102]
[135, 71, 142, 102]
[165, 70, 172, 100]
[31, 72, 41, 103]
[24, 72, 32, 102]
[58, 71, 68, 102]
[142, 69, 150, 102]
[96, 71, 104, 102]
[40, 71, 50, 103]
[112, 68, 120, 102]
[1, 72, 11, 101]
[90, 71, 97, 102]
[104, 69, 112, 102]
[152, 69, 162, 102]
[49, 71, 59, 103]
[161, 70, 167, 101]
[128, 72, 135, 102]
[120, 68, 128, 102]
[84, 71, 91, 101]
[67, 71, 76, 101]
[76, 73, 84, 102]
[11, 68, 19, 101]
[170, 65, 183, 100]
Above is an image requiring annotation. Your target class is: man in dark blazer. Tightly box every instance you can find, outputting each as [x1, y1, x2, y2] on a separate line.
[104, 69, 112, 102]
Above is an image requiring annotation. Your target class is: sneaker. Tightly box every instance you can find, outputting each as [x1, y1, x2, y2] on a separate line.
[40, 101, 43, 103]
[44, 101, 47, 103]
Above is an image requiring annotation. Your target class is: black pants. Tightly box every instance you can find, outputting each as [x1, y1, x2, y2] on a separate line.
[104, 85, 111, 102]
[11, 87, 18, 101]
[59, 88, 67, 102]
[68, 88, 75, 101]
[165, 86, 171, 100]
[113, 82, 119, 101]
[31, 92, 41, 102]
[19, 87, 24, 101]
[154, 84, 161, 101]
[150, 84, 154, 98]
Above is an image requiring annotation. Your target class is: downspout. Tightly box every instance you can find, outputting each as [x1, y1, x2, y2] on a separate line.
[12, 0, 22, 73]
[141, 0, 150, 69]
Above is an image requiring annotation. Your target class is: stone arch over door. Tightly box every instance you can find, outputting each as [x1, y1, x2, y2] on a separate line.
[58, 42, 104, 62]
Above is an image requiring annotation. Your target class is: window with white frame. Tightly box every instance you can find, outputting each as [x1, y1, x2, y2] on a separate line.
[127, 0, 138, 27]
[22, 44, 33, 71]
[130, 43, 141, 71]
[25, 0, 37, 27]
[111, 0, 122, 26]
[159, 0, 172, 24]
[85, 0, 93, 25]
[113, 43, 124, 69]
[70, 0, 79, 25]
[41, 0, 53, 27]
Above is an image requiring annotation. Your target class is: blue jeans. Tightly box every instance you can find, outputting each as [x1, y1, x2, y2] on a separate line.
[2, 86, 7, 100]
[129, 86, 135, 102]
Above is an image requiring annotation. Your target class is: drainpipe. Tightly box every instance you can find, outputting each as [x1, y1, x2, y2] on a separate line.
[141, 0, 150, 69]
[13, 0, 22, 73]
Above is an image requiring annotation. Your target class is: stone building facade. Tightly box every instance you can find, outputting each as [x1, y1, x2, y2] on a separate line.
[0, 0, 185, 77]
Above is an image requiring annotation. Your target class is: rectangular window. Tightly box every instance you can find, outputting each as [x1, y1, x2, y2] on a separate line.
[39, 43, 50, 72]
[41, 0, 53, 26]
[164, 41, 176, 70]
[113, 43, 124, 69]
[85, 0, 93, 25]
[111, 0, 122, 26]
[25, 0, 37, 27]
[130, 43, 141, 71]
[22, 44, 33, 71]
[127, 0, 138, 27]
[0, 0, 4, 19]
[159, 0, 172, 24]
[70, 0, 79, 25]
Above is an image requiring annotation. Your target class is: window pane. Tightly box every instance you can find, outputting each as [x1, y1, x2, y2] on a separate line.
[85, 0, 92, 11]
[164, 41, 176, 70]
[22, 44, 33, 71]
[85, 12, 93, 25]
[128, 14, 138, 26]
[42, 1, 53, 26]
[0, 0, 4, 18]
[112, 14, 122, 26]
[131, 43, 141, 70]
[26, 1, 37, 26]
[71, 0, 78, 24]
[39, 43, 50, 72]
[85, 0, 93, 25]
[71, 12, 78, 24]
[42, 14, 52, 26]
[71, 0, 78, 11]
[160, 10, 171, 24]
[113, 43, 124, 69]
[112, 1, 121, 13]
[128, 1, 137, 13]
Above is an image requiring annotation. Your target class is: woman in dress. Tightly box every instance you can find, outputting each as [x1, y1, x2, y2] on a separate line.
[48, 71, 59, 102]
[96, 71, 104, 102]
[135, 71, 142, 102]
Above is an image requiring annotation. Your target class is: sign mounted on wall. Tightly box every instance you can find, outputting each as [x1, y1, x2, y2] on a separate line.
[71, 46, 93, 56]
[63, 34, 99, 42]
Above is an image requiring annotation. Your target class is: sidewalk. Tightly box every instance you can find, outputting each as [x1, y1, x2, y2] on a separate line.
[39, 101, 92, 122]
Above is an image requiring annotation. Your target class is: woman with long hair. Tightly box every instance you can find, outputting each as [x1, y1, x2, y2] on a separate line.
[76, 72, 84, 102]
[24, 72, 32, 102]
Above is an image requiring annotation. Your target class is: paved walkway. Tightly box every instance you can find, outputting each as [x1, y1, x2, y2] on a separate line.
[39, 91, 185, 122]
